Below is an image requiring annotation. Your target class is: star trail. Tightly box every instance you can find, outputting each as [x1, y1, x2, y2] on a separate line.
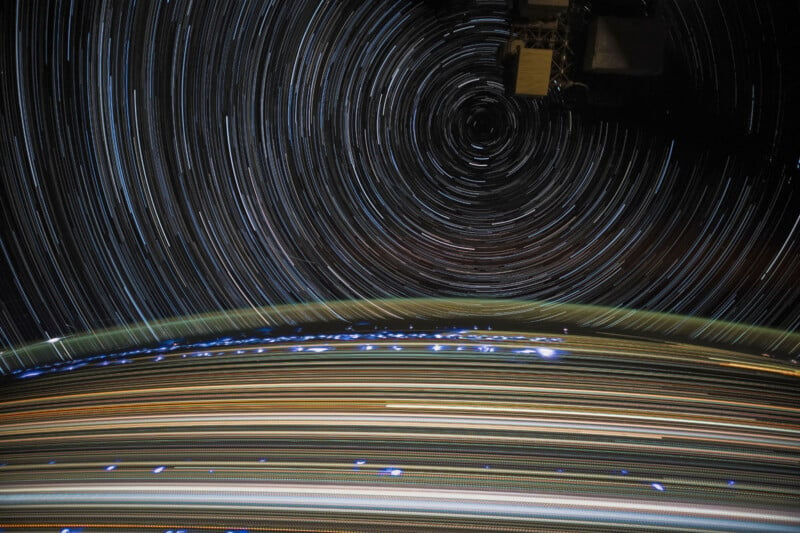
[1, 0, 799, 531]
[1, 0, 798, 349]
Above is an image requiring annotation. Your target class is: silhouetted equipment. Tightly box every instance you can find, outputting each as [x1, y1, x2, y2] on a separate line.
[504, 1, 571, 97]
[583, 16, 666, 76]
[514, 47, 554, 96]
[502, 0, 667, 98]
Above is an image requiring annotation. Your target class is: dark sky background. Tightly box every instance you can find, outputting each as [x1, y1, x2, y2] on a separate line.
[1, 0, 798, 349]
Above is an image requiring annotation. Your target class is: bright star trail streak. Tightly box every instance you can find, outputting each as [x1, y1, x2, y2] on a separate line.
[1, 306, 799, 532]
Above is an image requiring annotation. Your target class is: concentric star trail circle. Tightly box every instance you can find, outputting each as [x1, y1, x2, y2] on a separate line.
[0, 0, 798, 347]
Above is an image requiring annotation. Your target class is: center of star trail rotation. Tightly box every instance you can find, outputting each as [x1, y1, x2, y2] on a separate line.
[0, 0, 798, 349]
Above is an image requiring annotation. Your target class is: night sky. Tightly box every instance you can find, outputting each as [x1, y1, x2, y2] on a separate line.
[1, 0, 799, 349]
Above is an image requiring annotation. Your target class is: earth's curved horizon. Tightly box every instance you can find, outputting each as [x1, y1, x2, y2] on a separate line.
[2, 307, 798, 531]
[3, 298, 799, 376]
